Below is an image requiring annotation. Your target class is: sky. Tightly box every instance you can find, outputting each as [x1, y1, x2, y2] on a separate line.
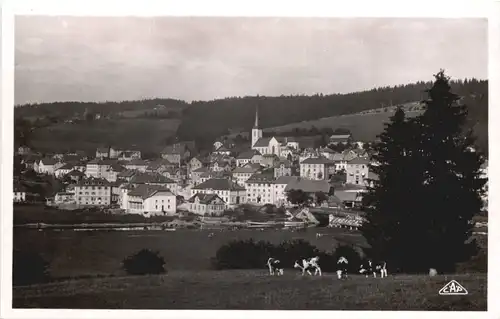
[15, 16, 487, 105]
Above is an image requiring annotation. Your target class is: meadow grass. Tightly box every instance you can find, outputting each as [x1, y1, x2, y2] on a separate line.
[13, 271, 487, 310]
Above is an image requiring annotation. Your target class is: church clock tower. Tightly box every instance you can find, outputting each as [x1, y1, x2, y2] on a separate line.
[251, 105, 263, 148]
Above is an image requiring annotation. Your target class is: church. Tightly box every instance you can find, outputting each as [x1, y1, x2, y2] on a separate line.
[251, 106, 299, 157]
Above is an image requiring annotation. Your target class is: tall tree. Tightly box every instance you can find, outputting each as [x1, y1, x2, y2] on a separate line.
[360, 106, 422, 272]
[414, 70, 486, 273]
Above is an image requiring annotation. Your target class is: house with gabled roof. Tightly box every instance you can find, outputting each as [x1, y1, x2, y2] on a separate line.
[74, 177, 113, 207]
[125, 184, 176, 216]
[273, 159, 293, 179]
[188, 193, 226, 216]
[346, 157, 371, 185]
[191, 178, 245, 205]
[54, 163, 76, 178]
[232, 165, 261, 186]
[236, 149, 262, 167]
[123, 159, 149, 172]
[329, 133, 353, 145]
[300, 157, 336, 180]
[129, 172, 177, 194]
[104, 163, 127, 182]
[37, 158, 63, 175]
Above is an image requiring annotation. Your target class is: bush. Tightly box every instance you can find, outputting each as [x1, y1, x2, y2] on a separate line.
[331, 244, 363, 273]
[13, 250, 50, 286]
[122, 249, 166, 275]
[212, 238, 344, 271]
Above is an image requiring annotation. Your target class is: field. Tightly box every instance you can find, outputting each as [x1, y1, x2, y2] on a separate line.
[30, 118, 180, 153]
[263, 109, 423, 141]
[13, 228, 368, 278]
[12, 225, 487, 310]
[13, 271, 486, 310]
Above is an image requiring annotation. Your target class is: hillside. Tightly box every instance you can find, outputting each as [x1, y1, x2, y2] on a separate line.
[14, 78, 487, 154]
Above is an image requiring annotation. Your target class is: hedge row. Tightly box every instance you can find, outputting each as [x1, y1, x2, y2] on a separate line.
[210, 238, 363, 273]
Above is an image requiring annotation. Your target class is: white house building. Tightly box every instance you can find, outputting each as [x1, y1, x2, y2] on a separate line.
[74, 177, 113, 207]
[236, 149, 262, 167]
[187, 193, 226, 216]
[345, 157, 371, 185]
[37, 158, 63, 175]
[232, 166, 261, 186]
[300, 157, 336, 180]
[244, 172, 276, 204]
[190, 178, 246, 206]
[126, 184, 176, 216]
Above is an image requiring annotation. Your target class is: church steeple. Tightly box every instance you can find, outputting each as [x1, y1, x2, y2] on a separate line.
[253, 105, 259, 128]
[251, 105, 263, 148]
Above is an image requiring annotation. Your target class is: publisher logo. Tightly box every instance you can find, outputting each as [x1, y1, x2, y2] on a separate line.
[439, 280, 468, 295]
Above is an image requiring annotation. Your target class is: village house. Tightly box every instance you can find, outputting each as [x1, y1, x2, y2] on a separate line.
[236, 149, 262, 167]
[273, 176, 298, 206]
[86, 159, 117, 178]
[212, 144, 232, 156]
[273, 160, 293, 178]
[37, 158, 64, 175]
[117, 169, 136, 182]
[161, 142, 194, 164]
[17, 146, 32, 155]
[103, 164, 127, 182]
[210, 160, 232, 172]
[54, 192, 75, 204]
[187, 193, 226, 216]
[329, 133, 353, 145]
[319, 147, 336, 160]
[187, 156, 206, 177]
[284, 177, 333, 202]
[332, 151, 358, 172]
[67, 169, 85, 182]
[123, 159, 149, 172]
[245, 172, 276, 205]
[54, 163, 76, 178]
[74, 177, 113, 207]
[298, 148, 321, 163]
[345, 157, 371, 185]
[300, 157, 336, 180]
[261, 154, 279, 168]
[191, 166, 210, 186]
[125, 184, 176, 216]
[191, 178, 246, 205]
[232, 165, 261, 186]
[129, 172, 178, 195]
[118, 150, 142, 161]
[145, 159, 176, 174]
[96, 147, 110, 159]
[13, 183, 27, 203]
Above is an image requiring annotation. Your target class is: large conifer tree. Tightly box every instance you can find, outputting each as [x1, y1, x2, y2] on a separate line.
[362, 71, 486, 273]
[414, 70, 486, 272]
[361, 107, 423, 272]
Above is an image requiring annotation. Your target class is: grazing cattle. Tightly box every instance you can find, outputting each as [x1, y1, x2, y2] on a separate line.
[266, 258, 284, 276]
[359, 260, 388, 278]
[294, 256, 322, 276]
[336, 256, 349, 279]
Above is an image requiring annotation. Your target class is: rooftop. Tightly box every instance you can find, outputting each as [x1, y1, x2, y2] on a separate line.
[192, 178, 245, 191]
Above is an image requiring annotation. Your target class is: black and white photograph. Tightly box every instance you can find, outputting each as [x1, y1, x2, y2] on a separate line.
[2, 1, 497, 316]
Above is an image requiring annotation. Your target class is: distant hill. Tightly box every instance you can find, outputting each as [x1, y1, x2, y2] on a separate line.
[14, 78, 488, 155]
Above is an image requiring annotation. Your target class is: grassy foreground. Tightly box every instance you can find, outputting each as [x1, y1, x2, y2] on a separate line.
[13, 271, 486, 310]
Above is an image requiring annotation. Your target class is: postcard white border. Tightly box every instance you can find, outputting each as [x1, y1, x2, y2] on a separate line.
[1, 0, 499, 319]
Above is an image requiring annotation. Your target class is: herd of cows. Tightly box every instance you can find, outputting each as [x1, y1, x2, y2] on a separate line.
[266, 256, 388, 279]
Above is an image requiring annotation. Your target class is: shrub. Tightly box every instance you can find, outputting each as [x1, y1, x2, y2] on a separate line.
[13, 250, 50, 286]
[122, 249, 166, 275]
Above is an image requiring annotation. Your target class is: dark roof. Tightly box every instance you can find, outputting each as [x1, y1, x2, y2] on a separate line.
[192, 178, 245, 191]
[127, 184, 173, 199]
[236, 149, 261, 159]
[125, 159, 149, 166]
[40, 158, 58, 165]
[253, 137, 273, 147]
[273, 159, 292, 168]
[348, 157, 370, 165]
[117, 169, 137, 178]
[67, 170, 85, 177]
[284, 177, 330, 193]
[57, 163, 74, 170]
[301, 157, 335, 165]
[243, 163, 263, 170]
[329, 134, 352, 139]
[188, 193, 225, 204]
[193, 166, 210, 173]
[274, 176, 298, 185]
[76, 177, 111, 186]
[246, 172, 275, 184]
[108, 164, 126, 172]
[232, 166, 259, 174]
[130, 172, 175, 184]
[320, 147, 335, 154]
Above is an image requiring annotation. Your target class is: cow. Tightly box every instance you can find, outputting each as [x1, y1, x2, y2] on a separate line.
[266, 258, 284, 276]
[336, 256, 349, 279]
[294, 256, 322, 276]
[359, 259, 388, 278]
